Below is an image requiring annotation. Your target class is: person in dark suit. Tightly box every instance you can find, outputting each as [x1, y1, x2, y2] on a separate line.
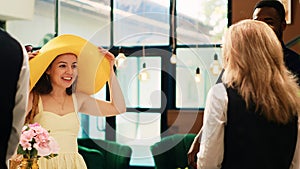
[0, 29, 29, 169]
[252, 0, 300, 83]
[216, 0, 300, 84]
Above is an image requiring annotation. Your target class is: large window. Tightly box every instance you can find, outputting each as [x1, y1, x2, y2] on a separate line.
[117, 56, 162, 108]
[4, 0, 228, 167]
[116, 112, 161, 166]
[176, 47, 222, 108]
[116, 51, 162, 166]
[175, 0, 227, 108]
[177, 0, 227, 44]
[114, 0, 169, 46]
[60, 0, 111, 46]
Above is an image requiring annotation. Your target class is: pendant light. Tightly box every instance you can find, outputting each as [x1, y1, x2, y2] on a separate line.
[138, 46, 150, 81]
[170, 0, 177, 64]
[195, 67, 201, 83]
[115, 47, 127, 69]
[210, 53, 222, 76]
[138, 63, 150, 81]
[170, 52, 177, 64]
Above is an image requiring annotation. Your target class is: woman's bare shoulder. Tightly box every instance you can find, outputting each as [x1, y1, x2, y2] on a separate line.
[74, 91, 90, 105]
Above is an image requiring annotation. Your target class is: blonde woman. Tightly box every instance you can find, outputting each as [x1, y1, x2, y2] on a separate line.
[196, 20, 300, 169]
[188, 1, 300, 167]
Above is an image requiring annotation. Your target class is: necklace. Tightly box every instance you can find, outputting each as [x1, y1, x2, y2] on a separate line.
[49, 94, 67, 112]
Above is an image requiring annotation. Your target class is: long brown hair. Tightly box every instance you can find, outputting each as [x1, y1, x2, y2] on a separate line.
[25, 54, 76, 123]
[222, 19, 300, 124]
[25, 91, 39, 124]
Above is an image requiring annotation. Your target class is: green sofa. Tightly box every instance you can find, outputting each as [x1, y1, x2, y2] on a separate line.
[77, 138, 132, 169]
[150, 134, 197, 169]
[78, 145, 105, 169]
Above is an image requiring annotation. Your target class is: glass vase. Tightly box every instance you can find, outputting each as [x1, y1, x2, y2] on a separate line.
[19, 157, 39, 169]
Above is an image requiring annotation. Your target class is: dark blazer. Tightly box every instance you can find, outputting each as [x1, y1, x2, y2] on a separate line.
[0, 29, 23, 169]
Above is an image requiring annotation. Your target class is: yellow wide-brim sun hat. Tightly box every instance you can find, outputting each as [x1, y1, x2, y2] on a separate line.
[29, 34, 110, 95]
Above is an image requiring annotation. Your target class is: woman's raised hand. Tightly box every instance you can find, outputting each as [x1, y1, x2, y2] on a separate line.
[98, 47, 115, 71]
[25, 45, 39, 60]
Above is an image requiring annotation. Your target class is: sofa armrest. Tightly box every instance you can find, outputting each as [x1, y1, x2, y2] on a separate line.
[78, 145, 105, 169]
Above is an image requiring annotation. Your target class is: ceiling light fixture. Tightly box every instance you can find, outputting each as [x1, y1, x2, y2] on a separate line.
[115, 47, 127, 69]
[195, 67, 201, 83]
[210, 53, 222, 76]
[138, 46, 150, 81]
[170, 0, 176, 64]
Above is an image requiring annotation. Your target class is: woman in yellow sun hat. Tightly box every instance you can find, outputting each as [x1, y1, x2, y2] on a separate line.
[25, 34, 126, 169]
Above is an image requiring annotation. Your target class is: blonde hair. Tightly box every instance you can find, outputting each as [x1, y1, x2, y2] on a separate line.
[222, 19, 300, 124]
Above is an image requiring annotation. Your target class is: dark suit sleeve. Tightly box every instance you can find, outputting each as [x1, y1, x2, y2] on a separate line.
[216, 69, 224, 84]
[283, 47, 300, 85]
[0, 29, 24, 169]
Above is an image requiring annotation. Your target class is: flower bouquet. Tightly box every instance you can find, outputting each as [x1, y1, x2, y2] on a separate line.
[12, 123, 60, 169]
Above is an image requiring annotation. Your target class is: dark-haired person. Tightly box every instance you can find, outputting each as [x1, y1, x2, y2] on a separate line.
[215, 0, 300, 84]
[253, 0, 300, 83]
[0, 29, 30, 169]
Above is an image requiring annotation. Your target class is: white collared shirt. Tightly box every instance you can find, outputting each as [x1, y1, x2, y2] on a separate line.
[196, 83, 300, 169]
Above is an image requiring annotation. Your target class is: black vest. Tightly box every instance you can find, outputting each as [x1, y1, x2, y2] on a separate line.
[0, 29, 23, 169]
[221, 87, 297, 169]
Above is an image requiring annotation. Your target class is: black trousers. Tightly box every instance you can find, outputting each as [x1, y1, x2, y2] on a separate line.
[0, 29, 23, 169]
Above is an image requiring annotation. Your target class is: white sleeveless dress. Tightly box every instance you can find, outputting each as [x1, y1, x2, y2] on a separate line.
[33, 94, 87, 169]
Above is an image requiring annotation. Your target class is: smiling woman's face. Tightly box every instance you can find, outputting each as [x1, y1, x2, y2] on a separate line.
[46, 53, 78, 89]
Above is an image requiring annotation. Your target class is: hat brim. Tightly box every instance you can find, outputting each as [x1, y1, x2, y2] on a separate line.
[29, 34, 110, 95]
